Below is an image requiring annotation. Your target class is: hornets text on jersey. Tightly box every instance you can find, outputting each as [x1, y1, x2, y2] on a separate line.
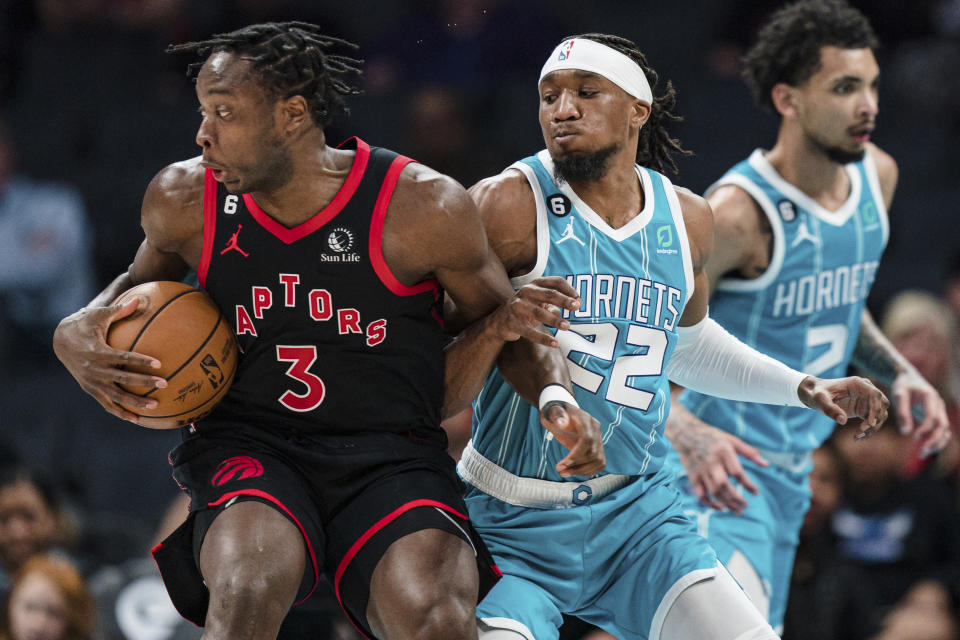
[472, 149, 695, 479]
[680, 148, 889, 454]
[196, 138, 447, 436]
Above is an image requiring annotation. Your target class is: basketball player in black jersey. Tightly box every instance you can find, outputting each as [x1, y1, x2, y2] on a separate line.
[52, 22, 603, 640]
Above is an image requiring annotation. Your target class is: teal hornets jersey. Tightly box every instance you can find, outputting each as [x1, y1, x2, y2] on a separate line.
[681, 149, 889, 453]
[472, 150, 695, 479]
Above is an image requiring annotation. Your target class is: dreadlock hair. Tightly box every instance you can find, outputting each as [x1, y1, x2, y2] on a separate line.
[167, 21, 363, 129]
[564, 33, 691, 175]
[742, 0, 879, 113]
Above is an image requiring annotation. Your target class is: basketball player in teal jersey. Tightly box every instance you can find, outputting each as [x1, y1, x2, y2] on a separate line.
[462, 33, 889, 640]
[664, 0, 951, 634]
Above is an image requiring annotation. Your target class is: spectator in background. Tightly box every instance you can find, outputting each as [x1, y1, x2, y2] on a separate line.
[869, 580, 960, 640]
[880, 290, 960, 480]
[945, 254, 960, 402]
[1, 554, 95, 640]
[829, 419, 960, 638]
[782, 441, 848, 639]
[0, 467, 72, 600]
[0, 116, 93, 361]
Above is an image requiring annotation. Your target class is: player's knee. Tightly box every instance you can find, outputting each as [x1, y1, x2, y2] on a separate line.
[206, 564, 293, 615]
[393, 587, 475, 640]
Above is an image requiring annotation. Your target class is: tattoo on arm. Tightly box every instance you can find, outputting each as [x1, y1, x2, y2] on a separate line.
[850, 314, 903, 386]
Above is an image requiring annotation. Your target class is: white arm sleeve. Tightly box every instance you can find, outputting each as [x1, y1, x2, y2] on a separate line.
[666, 315, 808, 407]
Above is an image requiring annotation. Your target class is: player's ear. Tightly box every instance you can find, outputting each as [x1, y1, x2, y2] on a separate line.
[280, 95, 310, 135]
[771, 83, 798, 119]
[631, 100, 651, 129]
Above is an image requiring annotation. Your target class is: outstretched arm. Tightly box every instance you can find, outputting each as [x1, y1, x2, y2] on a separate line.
[851, 309, 950, 456]
[665, 184, 778, 511]
[665, 190, 889, 506]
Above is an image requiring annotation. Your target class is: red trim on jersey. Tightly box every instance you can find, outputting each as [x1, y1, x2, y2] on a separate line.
[242, 138, 371, 244]
[369, 156, 442, 297]
[197, 168, 219, 288]
[207, 489, 320, 605]
[332, 499, 469, 639]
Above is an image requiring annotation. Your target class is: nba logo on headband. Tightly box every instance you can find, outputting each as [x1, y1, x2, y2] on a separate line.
[540, 37, 653, 105]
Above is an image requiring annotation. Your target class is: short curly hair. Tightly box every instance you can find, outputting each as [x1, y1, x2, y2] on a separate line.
[742, 0, 878, 112]
[167, 21, 362, 129]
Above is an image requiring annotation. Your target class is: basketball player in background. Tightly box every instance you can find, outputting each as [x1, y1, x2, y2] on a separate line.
[663, 0, 951, 633]
[461, 32, 889, 640]
[51, 22, 603, 640]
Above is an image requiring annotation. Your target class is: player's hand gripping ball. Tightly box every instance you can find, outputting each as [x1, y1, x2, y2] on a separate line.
[106, 281, 239, 429]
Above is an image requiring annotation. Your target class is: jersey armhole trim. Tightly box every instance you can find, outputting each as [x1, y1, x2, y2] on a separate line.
[660, 174, 695, 307]
[369, 156, 441, 297]
[861, 150, 890, 247]
[197, 168, 218, 289]
[712, 174, 786, 292]
[507, 163, 550, 288]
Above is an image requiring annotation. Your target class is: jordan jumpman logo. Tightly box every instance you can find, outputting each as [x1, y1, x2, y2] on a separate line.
[221, 224, 250, 257]
[557, 219, 585, 246]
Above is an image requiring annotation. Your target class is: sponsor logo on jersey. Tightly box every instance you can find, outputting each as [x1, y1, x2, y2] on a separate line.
[211, 456, 264, 486]
[778, 199, 797, 222]
[321, 227, 360, 263]
[327, 227, 355, 253]
[860, 201, 880, 229]
[656, 224, 678, 255]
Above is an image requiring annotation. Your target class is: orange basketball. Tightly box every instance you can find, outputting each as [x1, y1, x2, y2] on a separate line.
[106, 281, 239, 429]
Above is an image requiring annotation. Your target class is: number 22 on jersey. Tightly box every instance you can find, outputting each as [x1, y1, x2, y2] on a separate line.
[558, 323, 667, 411]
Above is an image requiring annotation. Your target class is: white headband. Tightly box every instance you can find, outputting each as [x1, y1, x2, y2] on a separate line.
[539, 38, 652, 105]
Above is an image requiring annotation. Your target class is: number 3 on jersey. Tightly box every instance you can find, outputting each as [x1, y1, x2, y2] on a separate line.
[558, 323, 667, 411]
[276, 345, 326, 412]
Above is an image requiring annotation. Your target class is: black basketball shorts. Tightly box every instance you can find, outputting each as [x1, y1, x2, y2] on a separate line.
[151, 422, 501, 639]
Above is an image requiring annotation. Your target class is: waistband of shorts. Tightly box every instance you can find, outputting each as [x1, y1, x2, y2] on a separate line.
[457, 441, 634, 509]
[755, 447, 813, 474]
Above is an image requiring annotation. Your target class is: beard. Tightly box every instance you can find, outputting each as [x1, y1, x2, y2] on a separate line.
[551, 143, 621, 183]
[824, 146, 866, 165]
[810, 133, 866, 165]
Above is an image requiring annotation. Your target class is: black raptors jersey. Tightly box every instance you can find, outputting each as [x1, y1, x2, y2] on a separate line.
[196, 138, 446, 435]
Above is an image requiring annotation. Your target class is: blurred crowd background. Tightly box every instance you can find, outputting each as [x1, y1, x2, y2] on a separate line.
[0, 1, 958, 639]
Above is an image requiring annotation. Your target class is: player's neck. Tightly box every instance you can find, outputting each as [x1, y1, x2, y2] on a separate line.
[766, 132, 851, 211]
[565, 153, 643, 229]
[248, 137, 354, 228]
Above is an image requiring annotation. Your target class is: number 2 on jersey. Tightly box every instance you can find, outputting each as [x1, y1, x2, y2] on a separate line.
[276, 345, 326, 412]
[558, 323, 667, 411]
